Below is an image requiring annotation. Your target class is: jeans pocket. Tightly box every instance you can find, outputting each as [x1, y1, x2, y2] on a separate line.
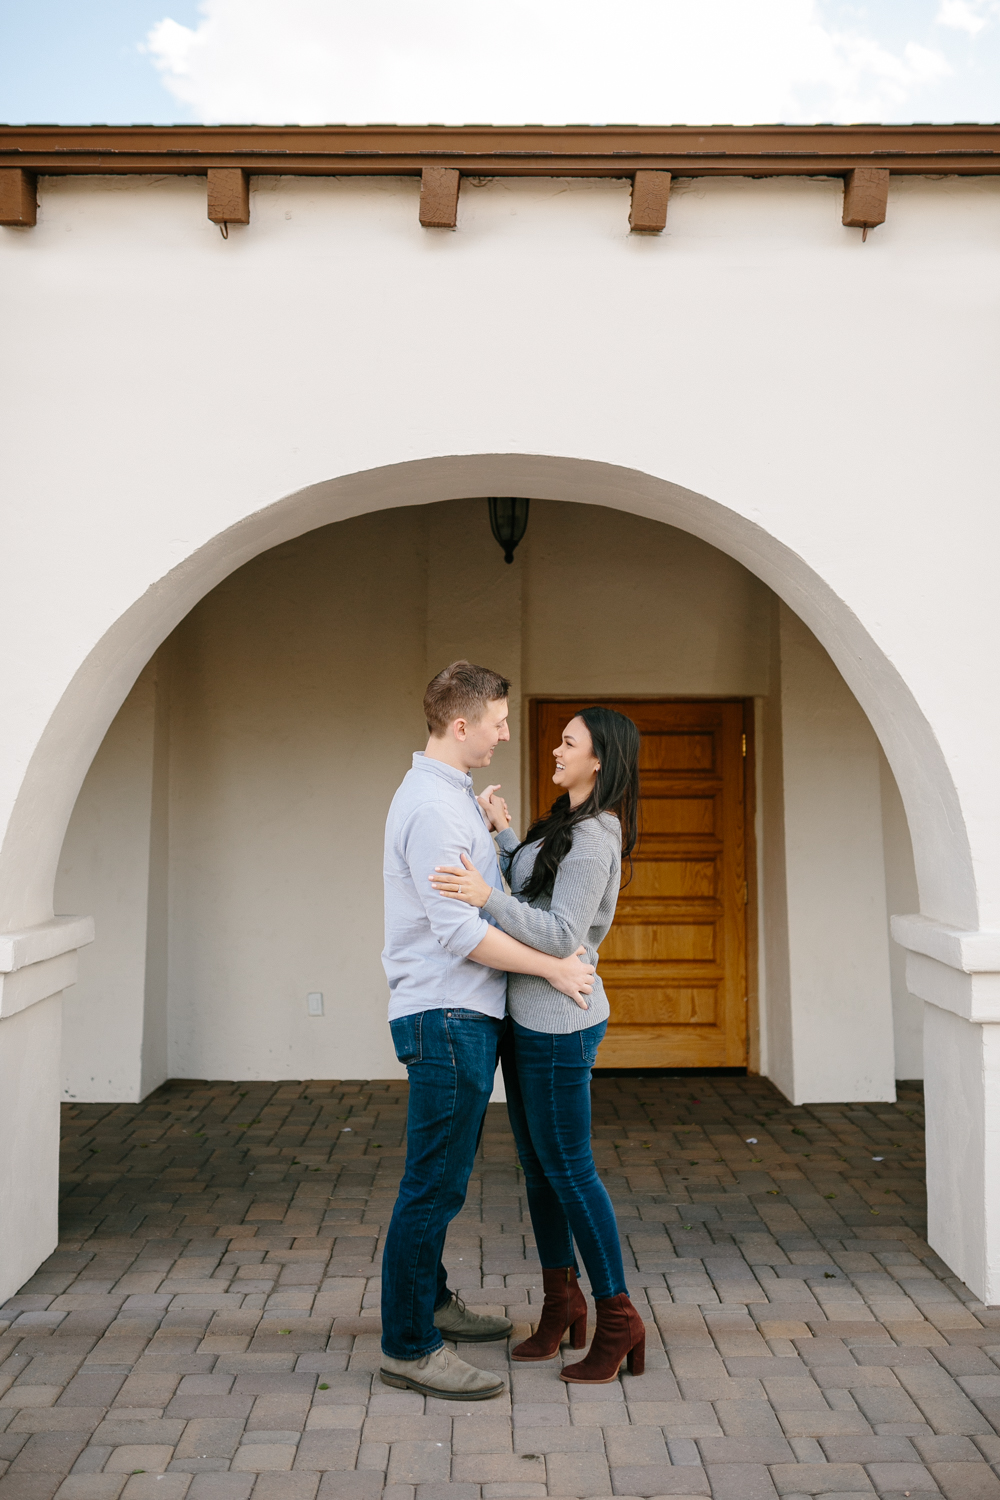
[579, 1020, 607, 1068]
[390, 1013, 422, 1065]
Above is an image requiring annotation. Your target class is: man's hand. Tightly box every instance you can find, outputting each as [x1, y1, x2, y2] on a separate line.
[477, 784, 511, 832]
[544, 947, 596, 1010]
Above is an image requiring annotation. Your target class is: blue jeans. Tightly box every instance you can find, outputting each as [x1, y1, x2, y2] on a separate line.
[381, 1007, 505, 1360]
[501, 1017, 627, 1303]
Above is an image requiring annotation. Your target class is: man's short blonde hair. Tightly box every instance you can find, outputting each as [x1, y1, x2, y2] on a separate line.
[423, 660, 511, 736]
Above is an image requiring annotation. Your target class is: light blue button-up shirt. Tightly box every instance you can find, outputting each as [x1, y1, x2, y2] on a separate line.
[382, 753, 507, 1020]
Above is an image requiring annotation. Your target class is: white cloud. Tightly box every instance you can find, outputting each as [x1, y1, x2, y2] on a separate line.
[936, 0, 1000, 35]
[144, 0, 952, 126]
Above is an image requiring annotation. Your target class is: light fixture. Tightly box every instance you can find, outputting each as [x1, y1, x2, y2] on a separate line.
[487, 496, 530, 564]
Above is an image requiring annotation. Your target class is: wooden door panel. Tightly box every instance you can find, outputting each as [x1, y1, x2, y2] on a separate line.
[640, 733, 716, 771]
[599, 920, 717, 963]
[608, 986, 720, 1025]
[621, 860, 718, 898]
[641, 797, 719, 836]
[530, 698, 748, 1069]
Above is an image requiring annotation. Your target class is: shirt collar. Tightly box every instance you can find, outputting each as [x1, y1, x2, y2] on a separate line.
[412, 751, 474, 792]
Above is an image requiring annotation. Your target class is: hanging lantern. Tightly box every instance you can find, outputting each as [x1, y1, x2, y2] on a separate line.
[487, 496, 530, 564]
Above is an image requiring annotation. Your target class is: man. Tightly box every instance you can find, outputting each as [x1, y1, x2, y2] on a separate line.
[380, 660, 596, 1400]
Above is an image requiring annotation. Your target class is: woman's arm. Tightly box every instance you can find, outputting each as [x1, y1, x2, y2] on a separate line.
[466, 928, 595, 1009]
[483, 850, 613, 957]
[431, 825, 616, 959]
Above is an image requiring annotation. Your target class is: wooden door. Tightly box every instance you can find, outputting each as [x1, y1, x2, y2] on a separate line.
[530, 699, 748, 1068]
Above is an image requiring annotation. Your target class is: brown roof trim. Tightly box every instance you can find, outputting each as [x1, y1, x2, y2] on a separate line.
[2, 122, 1000, 178]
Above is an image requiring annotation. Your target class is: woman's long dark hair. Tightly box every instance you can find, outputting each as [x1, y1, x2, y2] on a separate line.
[517, 706, 641, 900]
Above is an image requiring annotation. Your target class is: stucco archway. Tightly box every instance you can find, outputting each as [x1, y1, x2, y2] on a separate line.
[0, 453, 986, 1303]
[0, 454, 971, 936]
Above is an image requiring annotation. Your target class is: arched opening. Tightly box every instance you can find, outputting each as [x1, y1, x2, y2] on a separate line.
[54, 493, 921, 1111]
[0, 455, 971, 938]
[0, 455, 970, 1301]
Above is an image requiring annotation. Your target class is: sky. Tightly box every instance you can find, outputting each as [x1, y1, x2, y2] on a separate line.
[1, 0, 999, 127]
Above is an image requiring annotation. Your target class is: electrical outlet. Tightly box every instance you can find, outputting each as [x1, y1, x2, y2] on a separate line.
[307, 992, 324, 1016]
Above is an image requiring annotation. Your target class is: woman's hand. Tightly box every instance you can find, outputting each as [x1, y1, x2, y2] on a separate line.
[544, 948, 596, 1009]
[430, 852, 493, 908]
[477, 784, 511, 832]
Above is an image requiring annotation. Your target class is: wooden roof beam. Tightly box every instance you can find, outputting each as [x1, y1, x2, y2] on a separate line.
[419, 167, 460, 228]
[630, 171, 671, 234]
[843, 167, 889, 239]
[0, 169, 37, 226]
[207, 168, 250, 232]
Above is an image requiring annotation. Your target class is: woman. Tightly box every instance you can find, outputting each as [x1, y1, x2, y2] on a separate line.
[429, 706, 645, 1383]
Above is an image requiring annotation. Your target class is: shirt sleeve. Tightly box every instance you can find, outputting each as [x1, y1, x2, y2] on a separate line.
[483, 832, 616, 958]
[495, 826, 520, 883]
[400, 799, 494, 960]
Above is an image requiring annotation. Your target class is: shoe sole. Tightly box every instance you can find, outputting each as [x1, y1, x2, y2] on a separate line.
[380, 1369, 506, 1400]
[436, 1325, 513, 1344]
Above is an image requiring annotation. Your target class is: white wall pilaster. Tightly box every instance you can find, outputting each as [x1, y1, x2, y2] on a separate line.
[893, 914, 1000, 1304]
[0, 915, 94, 1302]
[765, 606, 896, 1104]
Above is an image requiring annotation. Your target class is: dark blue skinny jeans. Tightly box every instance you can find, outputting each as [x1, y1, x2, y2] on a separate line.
[501, 1017, 627, 1303]
[381, 1007, 504, 1360]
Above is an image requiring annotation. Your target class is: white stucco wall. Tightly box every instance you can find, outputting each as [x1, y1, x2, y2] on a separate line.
[2, 165, 996, 1297]
[3, 171, 998, 934]
[770, 606, 896, 1103]
[56, 663, 159, 1100]
[880, 749, 923, 1079]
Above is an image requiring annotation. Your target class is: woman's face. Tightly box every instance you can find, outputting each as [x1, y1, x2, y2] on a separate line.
[551, 716, 601, 806]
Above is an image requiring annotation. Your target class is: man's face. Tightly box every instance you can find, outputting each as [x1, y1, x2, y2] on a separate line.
[458, 698, 510, 768]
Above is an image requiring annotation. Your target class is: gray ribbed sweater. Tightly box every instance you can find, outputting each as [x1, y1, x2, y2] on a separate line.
[483, 813, 621, 1034]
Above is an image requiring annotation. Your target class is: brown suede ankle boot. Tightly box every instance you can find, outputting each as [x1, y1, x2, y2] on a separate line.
[511, 1267, 588, 1362]
[559, 1293, 645, 1383]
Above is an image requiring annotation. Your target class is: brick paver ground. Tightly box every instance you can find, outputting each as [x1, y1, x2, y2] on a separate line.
[2, 1073, 999, 1500]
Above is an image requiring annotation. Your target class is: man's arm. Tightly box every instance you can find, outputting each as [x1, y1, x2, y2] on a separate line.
[467, 928, 595, 1009]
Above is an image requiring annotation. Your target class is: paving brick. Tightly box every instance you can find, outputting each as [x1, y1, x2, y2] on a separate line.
[69, 1446, 113, 1474]
[58, 1375, 127, 1407]
[896, 1368, 994, 1435]
[230, 1446, 297, 1473]
[387, 1441, 452, 1485]
[9, 1409, 106, 1434]
[604, 1426, 670, 1465]
[703, 1463, 778, 1499]
[542, 1449, 611, 1496]
[451, 1417, 513, 1454]
[105, 1445, 176, 1473]
[929, 1465, 1000, 1500]
[0, 1477, 64, 1500]
[863, 1461, 941, 1491]
[9, 1432, 91, 1475]
[768, 1463, 874, 1494]
[174, 1419, 245, 1459]
[315, 1476, 383, 1500]
[290, 1431, 358, 1471]
[778, 1410, 874, 1437]
[249, 1478, 319, 1500]
[120, 1478, 192, 1500]
[54, 1482, 128, 1500]
[187, 1478, 254, 1500]
[512, 1425, 603, 1453]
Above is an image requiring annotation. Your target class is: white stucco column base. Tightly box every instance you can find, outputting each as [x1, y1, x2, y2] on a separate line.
[892, 914, 1000, 1305]
[0, 916, 94, 1304]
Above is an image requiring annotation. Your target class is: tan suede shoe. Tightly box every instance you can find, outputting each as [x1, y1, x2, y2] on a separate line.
[433, 1292, 514, 1343]
[380, 1345, 506, 1400]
